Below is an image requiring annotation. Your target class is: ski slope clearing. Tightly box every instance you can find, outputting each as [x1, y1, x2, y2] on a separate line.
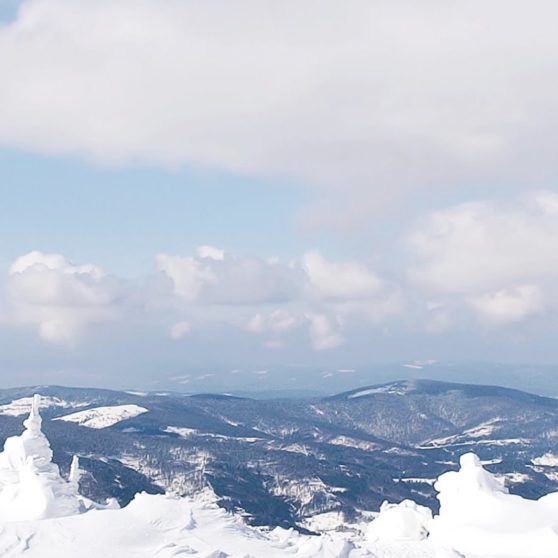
[54, 404, 148, 428]
[0, 395, 557, 557]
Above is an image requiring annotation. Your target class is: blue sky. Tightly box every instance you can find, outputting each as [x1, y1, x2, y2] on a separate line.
[0, 150, 311, 275]
[1, 0, 558, 391]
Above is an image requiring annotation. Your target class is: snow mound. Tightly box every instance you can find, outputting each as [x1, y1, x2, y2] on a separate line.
[0, 395, 97, 521]
[54, 404, 148, 428]
[366, 499, 432, 543]
[429, 452, 558, 557]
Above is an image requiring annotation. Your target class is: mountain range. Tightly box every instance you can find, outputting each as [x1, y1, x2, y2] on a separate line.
[0, 379, 556, 529]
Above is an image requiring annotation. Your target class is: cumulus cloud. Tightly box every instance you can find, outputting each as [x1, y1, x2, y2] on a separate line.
[302, 250, 402, 329]
[196, 245, 225, 261]
[469, 285, 544, 325]
[7, 251, 122, 343]
[2, 0, 558, 221]
[158, 249, 302, 305]
[305, 313, 344, 351]
[3, 247, 401, 350]
[303, 250, 383, 300]
[156, 254, 216, 303]
[245, 309, 299, 335]
[408, 192, 558, 324]
[11, 195, 557, 351]
[157, 247, 401, 349]
[169, 320, 192, 340]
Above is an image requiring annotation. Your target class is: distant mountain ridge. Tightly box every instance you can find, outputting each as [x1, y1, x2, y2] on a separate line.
[0, 379, 556, 528]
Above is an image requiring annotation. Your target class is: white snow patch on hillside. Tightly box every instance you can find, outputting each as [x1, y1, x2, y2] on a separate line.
[348, 384, 409, 398]
[419, 419, 503, 448]
[496, 472, 530, 485]
[419, 437, 529, 449]
[54, 404, 148, 428]
[164, 427, 262, 444]
[0, 396, 88, 416]
[164, 426, 198, 438]
[301, 510, 348, 532]
[532, 452, 558, 466]
[395, 478, 437, 486]
[328, 435, 381, 451]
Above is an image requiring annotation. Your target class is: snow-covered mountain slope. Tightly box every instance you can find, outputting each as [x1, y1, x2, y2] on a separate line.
[54, 404, 148, 428]
[1, 396, 558, 558]
[0, 396, 87, 416]
[1, 380, 557, 527]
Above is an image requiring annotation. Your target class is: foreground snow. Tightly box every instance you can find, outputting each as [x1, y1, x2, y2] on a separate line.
[0, 396, 556, 557]
[0, 490, 462, 558]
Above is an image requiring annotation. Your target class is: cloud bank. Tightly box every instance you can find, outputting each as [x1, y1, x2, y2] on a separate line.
[1, 0, 558, 221]
[7, 251, 123, 343]
[4, 191, 558, 349]
[408, 192, 558, 325]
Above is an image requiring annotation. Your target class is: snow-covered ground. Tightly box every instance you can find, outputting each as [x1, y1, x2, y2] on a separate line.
[53, 404, 148, 428]
[0, 395, 557, 557]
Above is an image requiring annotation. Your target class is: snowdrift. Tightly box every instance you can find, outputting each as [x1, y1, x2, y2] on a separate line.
[0, 395, 556, 558]
[429, 453, 558, 557]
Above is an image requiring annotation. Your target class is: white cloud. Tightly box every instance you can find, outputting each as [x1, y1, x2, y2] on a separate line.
[409, 193, 558, 294]
[303, 250, 382, 300]
[158, 252, 302, 305]
[196, 245, 225, 261]
[267, 309, 299, 333]
[469, 285, 544, 325]
[2, 248, 399, 349]
[2, 1, 558, 221]
[158, 248, 399, 349]
[423, 302, 452, 334]
[156, 254, 216, 302]
[245, 313, 265, 334]
[305, 313, 344, 351]
[157, 250, 403, 350]
[169, 320, 192, 340]
[245, 309, 299, 335]
[7, 251, 122, 343]
[408, 192, 558, 324]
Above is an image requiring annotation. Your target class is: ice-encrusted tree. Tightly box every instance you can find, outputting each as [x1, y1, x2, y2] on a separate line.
[0, 394, 87, 520]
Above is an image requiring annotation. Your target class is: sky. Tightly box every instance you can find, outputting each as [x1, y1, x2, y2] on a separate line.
[1, 0, 558, 391]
